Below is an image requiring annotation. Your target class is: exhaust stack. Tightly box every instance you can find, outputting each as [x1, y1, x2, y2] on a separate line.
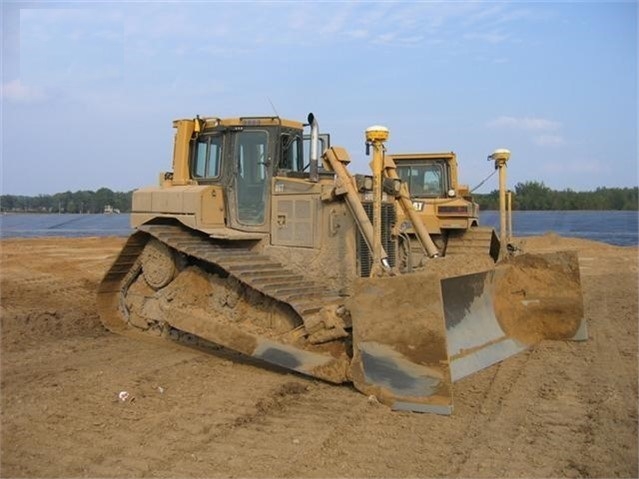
[308, 113, 319, 183]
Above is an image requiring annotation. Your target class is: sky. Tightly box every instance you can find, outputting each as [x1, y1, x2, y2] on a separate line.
[1, 0, 637, 196]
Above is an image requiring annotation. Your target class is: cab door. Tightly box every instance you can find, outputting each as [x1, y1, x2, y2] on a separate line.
[228, 128, 272, 232]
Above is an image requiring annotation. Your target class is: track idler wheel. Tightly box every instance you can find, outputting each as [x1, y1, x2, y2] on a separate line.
[140, 238, 182, 289]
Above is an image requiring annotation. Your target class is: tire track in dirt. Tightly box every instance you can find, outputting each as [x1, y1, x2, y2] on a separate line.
[448, 250, 638, 478]
[85, 360, 310, 477]
[160, 380, 324, 477]
[2, 336, 239, 477]
[572, 256, 638, 478]
[432, 352, 534, 477]
[444, 257, 596, 478]
[403, 256, 606, 477]
[258, 384, 369, 478]
[453, 343, 592, 477]
[1, 245, 107, 350]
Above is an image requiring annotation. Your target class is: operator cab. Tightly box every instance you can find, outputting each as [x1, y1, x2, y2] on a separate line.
[396, 157, 452, 198]
[185, 116, 331, 231]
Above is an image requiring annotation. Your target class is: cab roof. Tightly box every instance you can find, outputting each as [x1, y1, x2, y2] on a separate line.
[176, 116, 304, 130]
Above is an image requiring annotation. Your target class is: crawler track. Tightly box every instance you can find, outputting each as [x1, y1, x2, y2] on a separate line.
[138, 224, 344, 319]
[96, 223, 351, 383]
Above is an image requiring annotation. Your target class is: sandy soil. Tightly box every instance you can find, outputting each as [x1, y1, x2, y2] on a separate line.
[0, 234, 637, 478]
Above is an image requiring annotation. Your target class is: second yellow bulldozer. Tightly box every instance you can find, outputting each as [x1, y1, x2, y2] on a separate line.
[97, 113, 586, 414]
[389, 151, 500, 269]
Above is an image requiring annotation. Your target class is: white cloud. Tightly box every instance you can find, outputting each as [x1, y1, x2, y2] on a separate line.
[461, 4, 507, 27]
[346, 29, 369, 39]
[17, 2, 530, 62]
[287, 4, 313, 31]
[246, 2, 519, 48]
[1, 80, 46, 104]
[534, 134, 565, 147]
[375, 32, 396, 44]
[488, 115, 567, 148]
[463, 31, 509, 44]
[542, 159, 603, 174]
[318, 3, 356, 36]
[373, 31, 424, 46]
[487, 115, 562, 131]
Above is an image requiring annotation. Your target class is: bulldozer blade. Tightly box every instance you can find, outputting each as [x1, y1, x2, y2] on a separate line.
[444, 250, 586, 382]
[348, 250, 586, 414]
[347, 274, 455, 415]
[442, 269, 528, 382]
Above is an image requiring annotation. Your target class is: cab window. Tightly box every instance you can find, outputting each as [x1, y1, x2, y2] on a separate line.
[235, 129, 269, 224]
[192, 134, 222, 178]
[279, 133, 303, 172]
[398, 163, 445, 197]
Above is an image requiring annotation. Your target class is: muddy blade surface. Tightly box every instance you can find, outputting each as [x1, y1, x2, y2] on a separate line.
[347, 274, 455, 415]
[444, 250, 586, 381]
[348, 250, 586, 414]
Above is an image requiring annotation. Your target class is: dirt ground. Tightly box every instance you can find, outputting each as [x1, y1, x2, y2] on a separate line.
[0, 234, 637, 478]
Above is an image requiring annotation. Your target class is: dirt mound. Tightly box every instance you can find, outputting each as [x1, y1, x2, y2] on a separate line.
[493, 251, 583, 344]
[1, 235, 637, 478]
[420, 253, 496, 278]
[514, 232, 630, 253]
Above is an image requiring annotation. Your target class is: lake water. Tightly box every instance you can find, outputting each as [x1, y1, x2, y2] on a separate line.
[480, 211, 638, 247]
[0, 214, 132, 239]
[1, 211, 637, 247]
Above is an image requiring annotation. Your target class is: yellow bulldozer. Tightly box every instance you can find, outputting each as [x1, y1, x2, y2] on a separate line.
[390, 151, 500, 269]
[97, 114, 586, 414]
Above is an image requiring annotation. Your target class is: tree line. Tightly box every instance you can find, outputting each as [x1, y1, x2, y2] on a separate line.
[1, 182, 637, 213]
[474, 181, 638, 211]
[0, 188, 133, 214]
